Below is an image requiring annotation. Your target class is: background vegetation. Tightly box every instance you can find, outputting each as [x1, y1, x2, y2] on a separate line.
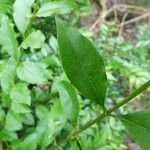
[0, 0, 149, 149]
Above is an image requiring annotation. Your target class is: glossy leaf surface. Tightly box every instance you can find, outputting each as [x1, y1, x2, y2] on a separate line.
[56, 18, 107, 107]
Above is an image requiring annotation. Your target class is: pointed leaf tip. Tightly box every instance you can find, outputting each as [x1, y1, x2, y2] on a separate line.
[56, 19, 107, 107]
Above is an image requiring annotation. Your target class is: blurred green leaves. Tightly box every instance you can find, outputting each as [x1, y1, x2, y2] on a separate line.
[21, 30, 45, 49]
[36, 1, 73, 17]
[17, 61, 48, 84]
[13, 0, 35, 33]
[0, 15, 19, 59]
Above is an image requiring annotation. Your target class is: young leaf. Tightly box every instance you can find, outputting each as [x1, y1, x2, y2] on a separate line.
[57, 81, 79, 127]
[13, 0, 35, 33]
[17, 61, 48, 84]
[120, 111, 150, 150]
[21, 30, 45, 49]
[36, 1, 73, 17]
[56, 18, 107, 107]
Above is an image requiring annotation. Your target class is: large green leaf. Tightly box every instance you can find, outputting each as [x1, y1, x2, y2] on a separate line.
[0, 15, 19, 59]
[121, 111, 150, 150]
[13, 0, 35, 33]
[57, 81, 79, 127]
[21, 30, 45, 49]
[17, 61, 48, 84]
[36, 1, 73, 17]
[56, 18, 107, 107]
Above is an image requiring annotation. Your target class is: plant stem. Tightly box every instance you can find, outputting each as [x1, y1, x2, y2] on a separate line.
[57, 80, 150, 146]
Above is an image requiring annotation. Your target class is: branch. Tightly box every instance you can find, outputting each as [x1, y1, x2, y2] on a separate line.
[57, 80, 150, 146]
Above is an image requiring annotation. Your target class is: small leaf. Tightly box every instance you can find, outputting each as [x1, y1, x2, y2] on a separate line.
[36, 105, 49, 120]
[5, 111, 22, 131]
[36, 115, 54, 148]
[11, 102, 31, 114]
[36, 1, 73, 17]
[21, 113, 34, 125]
[0, 1, 12, 14]
[10, 83, 31, 105]
[0, 15, 19, 58]
[17, 61, 48, 84]
[21, 30, 45, 49]
[56, 18, 107, 107]
[1, 60, 17, 94]
[57, 81, 79, 127]
[0, 129, 17, 142]
[121, 111, 150, 150]
[12, 133, 37, 150]
[13, 0, 35, 33]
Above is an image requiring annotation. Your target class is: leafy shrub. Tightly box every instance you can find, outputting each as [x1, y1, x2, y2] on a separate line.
[0, 0, 150, 150]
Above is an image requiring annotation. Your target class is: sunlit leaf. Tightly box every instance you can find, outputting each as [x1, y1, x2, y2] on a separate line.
[13, 0, 35, 33]
[17, 61, 48, 84]
[0, 15, 19, 59]
[21, 30, 45, 49]
[37, 1, 73, 17]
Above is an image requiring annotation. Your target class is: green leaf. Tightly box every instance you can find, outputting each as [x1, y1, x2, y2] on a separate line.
[36, 1, 73, 17]
[11, 102, 31, 114]
[0, 129, 17, 142]
[36, 105, 49, 120]
[57, 81, 79, 127]
[12, 133, 37, 150]
[21, 113, 35, 125]
[36, 115, 54, 148]
[1, 60, 17, 94]
[56, 18, 107, 107]
[21, 30, 45, 49]
[17, 61, 48, 84]
[5, 111, 22, 131]
[0, 106, 5, 122]
[121, 111, 150, 150]
[10, 83, 31, 105]
[13, 0, 35, 33]
[0, 15, 19, 58]
[0, 0, 12, 14]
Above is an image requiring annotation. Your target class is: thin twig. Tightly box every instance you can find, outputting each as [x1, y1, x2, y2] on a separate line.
[56, 80, 150, 147]
[90, 4, 150, 32]
[118, 12, 128, 37]
[118, 13, 150, 27]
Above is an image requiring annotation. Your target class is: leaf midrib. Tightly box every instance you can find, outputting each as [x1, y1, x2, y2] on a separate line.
[67, 34, 98, 101]
[121, 117, 150, 131]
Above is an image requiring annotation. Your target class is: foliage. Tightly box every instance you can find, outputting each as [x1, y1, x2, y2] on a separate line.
[0, 0, 150, 150]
